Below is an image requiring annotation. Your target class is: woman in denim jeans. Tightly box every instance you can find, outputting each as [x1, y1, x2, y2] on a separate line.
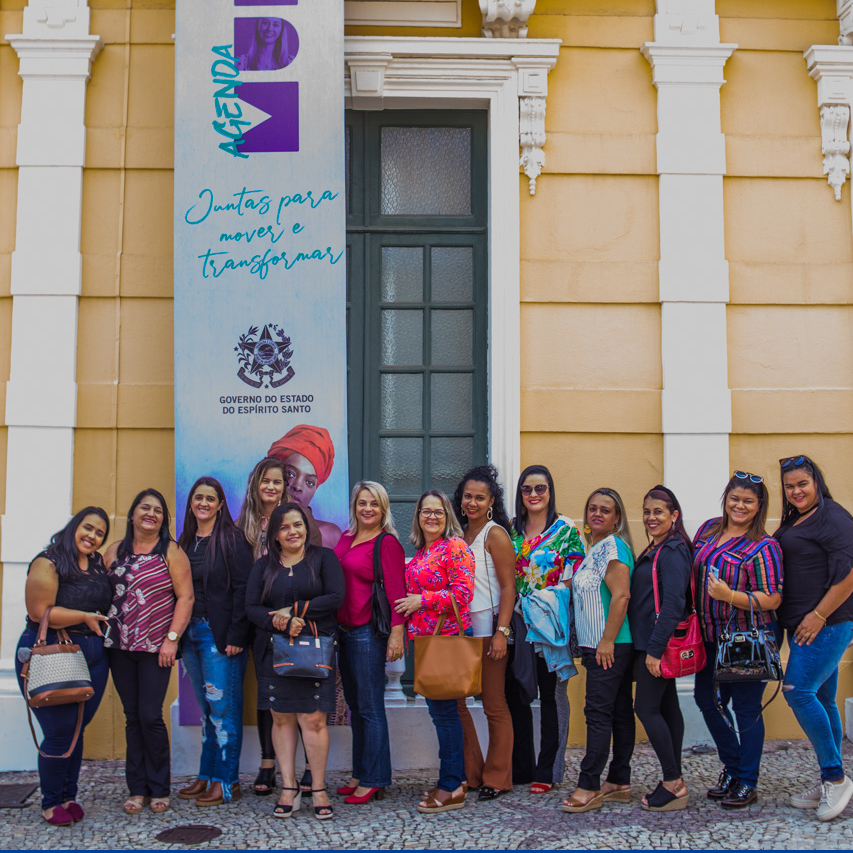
[333, 481, 406, 804]
[16, 507, 112, 826]
[395, 490, 474, 814]
[176, 477, 253, 806]
[775, 455, 853, 821]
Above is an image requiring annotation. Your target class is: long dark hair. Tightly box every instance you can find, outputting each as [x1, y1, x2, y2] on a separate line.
[639, 486, 692, 559]
[705, 475, 769, 543]
[260, 502, 317, 605]
[514, 465, 558, 534]
[117, 488, 173, 561]
[452, 464, 512, 534]
[777, 455, 833, 528]
[43, 506, 110, 581]
[177, 477, 243, 587]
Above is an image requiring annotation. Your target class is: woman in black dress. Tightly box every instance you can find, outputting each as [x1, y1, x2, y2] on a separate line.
[245, 502, 345, 820]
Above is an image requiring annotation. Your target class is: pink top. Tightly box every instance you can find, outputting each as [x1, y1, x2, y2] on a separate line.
[405, 537, 474, 638]
[334, 532, 407, 628]
[104, 552, 176, 653]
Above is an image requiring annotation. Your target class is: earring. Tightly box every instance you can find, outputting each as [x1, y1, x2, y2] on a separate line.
[487, 507, 493, 520]
[461, 509, 467, 518]
[583, 523, 591, 535]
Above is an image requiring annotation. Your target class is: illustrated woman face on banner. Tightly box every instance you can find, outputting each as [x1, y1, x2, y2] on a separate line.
[268, 424, 342, 548]
[235, 16, 299, 72]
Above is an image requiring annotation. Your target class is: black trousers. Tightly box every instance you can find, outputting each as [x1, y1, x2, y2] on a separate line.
[108, 649, 173, 798]
[506, 655, 560, 784]
[577, 643, 635, 790]
[633, 651, 684, 781]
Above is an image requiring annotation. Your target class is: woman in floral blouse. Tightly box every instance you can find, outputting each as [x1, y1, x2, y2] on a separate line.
[395, 490, 474, 814]
[507, 465, 585, 792]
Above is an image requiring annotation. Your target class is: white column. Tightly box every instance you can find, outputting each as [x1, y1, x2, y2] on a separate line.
[642, 2, 736, 534]
[0, 0, 101, 770]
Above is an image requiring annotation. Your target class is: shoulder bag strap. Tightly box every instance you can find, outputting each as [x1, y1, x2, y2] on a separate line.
[373, 532, 388, 588]
[35, 606, 52, 645]
[26, 701, 84, 759]
[651, 546, 662, 620]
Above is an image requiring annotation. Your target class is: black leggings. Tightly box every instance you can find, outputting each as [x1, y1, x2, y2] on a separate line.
[257, 709, 309, 767]
[633, 651, 684, 781]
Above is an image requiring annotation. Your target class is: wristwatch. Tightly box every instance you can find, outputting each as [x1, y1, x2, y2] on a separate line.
[167, 631, 180, 642]
[496, 625, 511, 638]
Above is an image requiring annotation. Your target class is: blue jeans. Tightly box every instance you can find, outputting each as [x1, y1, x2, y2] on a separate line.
[338, 624, 392, 787]
[784, 621, 853, 783]
[426, 698, 465, 792]
[180, 617, 248, 801]
[15, 628, 110, 810]
[693, 642, 767, 788]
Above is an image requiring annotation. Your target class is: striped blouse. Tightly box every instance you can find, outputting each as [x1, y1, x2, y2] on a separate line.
[104, 552, 176, 653]
[693, 518, 783, 642]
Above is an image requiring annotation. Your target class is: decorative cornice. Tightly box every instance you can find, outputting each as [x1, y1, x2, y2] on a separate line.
[480, 0, 537, 39]
[640, 44, 737, 87]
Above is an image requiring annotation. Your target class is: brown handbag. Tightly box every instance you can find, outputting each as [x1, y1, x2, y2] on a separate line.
[20, 606, 95, 758]
[413, 596, 482, 700]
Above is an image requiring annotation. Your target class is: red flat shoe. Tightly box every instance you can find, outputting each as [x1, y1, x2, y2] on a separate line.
[530, 782, 552, 794]
[344, 787, 385, 804]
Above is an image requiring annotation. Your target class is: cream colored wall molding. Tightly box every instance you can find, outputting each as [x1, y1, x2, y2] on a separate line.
[0, 0, 101, 769]
[344, 1, 461, 28]
[480, 0, 537, 39]
[345, 35, 560, 493]
[804, 46, 853, 206]
[642, 1, 736, 534]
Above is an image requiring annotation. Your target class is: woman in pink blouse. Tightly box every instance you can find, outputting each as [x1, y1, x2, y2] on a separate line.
[395, 490, 475, 814]
[333, 481, 406, 804]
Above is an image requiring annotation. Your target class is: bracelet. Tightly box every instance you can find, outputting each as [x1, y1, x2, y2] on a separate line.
[730, 591, 735, 606]
[814, 609, 828, 624]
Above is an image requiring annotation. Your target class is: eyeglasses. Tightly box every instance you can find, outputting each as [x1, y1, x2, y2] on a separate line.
[520, 484, 548, 496]
[419, 509, 446, 519]
[780, 455, 806, 469]
[734, 470, 764, 484]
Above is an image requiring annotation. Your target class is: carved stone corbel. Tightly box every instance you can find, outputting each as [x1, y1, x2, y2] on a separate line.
[345, 53, 392, 110]
[820, 104, 851, 200]
[480, 0, 537, 39]
[519, 96, 545, 195]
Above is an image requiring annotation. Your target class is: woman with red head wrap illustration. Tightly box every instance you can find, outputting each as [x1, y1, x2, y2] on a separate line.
[268, 425, 342, 548]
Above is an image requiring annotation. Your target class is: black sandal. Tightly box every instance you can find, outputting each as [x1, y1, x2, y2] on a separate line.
[642, 781, 688, 812]
[273, 787, 301, 818]
[254, 765, 277, 796]
[311, 788, 334, 820]
[478, 786, 504, 801]
[300, 767, 313, 794]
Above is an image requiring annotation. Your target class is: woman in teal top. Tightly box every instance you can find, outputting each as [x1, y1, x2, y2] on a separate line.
[562, 487, 635, 814]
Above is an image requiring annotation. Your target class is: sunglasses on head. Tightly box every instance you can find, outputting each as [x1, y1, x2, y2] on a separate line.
[780, 455, 806, 469]
[520, 484, 548, 496]
[733, 470, 764, 484]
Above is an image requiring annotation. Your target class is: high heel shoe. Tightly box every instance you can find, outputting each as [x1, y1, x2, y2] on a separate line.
[273, 788, 302, 818]
[312, 789, 334, 820]
[344, 787, 385, 804]
[336, 781, 359, 796]
[254, 766, 277, 796]
[300, 767, 313, 794]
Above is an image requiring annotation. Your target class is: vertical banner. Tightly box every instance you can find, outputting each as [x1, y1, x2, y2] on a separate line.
[174, 1, 347, 545]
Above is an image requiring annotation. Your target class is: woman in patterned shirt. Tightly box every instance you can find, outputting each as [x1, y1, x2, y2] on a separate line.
[507, 465, 585, 793]
[692, 472, 782, 810]
[394, 490, 474, 814]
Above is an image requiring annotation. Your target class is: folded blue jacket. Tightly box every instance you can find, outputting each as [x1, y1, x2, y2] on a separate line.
[521, 585, 577, 682]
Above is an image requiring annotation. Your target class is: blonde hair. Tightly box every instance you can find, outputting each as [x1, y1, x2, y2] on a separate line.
[582, 487, 634, 556]
[347, 481, 398, 538]
[236, 457, 289, 560]
[410, 490, 463, 550]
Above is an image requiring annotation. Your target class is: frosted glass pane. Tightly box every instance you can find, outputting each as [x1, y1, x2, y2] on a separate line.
[391, 501, 417, 557]
[381, 310, 422, 366]
[381, 247, 423, 302]
[381, 374, 423, 430]
[431, 437, 474, 495]
[431, 310, 473, 366]
[381, 438, 423, 494]
[381, 127, 472, 216]
[432, 247, 473, 302]
[431, 374, 473, 430]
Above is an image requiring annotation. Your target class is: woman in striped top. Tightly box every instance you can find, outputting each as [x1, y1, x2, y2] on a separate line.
[691, 472, 783, 810]
[104, 488, 193, 815]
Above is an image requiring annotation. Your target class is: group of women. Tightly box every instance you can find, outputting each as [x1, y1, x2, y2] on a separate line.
[16, 453, 853, 826]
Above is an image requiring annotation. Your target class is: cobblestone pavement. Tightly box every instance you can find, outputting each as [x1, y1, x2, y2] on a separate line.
[1, 741, 852, 850]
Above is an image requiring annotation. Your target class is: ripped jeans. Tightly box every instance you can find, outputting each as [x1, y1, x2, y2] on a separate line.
[181, 617, 248, 800]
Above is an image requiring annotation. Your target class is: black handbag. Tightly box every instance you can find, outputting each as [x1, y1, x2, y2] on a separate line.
[370, 532, 392, 638]
[272, 603, 336, 680]
[713, 590, 782, 731]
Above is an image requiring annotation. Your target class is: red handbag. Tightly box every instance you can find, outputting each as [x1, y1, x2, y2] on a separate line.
[651, 546, 706, 679]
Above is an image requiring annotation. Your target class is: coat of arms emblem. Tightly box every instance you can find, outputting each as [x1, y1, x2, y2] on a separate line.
[235, 324, 295, 388]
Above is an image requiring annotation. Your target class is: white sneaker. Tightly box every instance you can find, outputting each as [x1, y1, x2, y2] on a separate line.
[790, 782, 822, 809]
[816, 777, 853, 822]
